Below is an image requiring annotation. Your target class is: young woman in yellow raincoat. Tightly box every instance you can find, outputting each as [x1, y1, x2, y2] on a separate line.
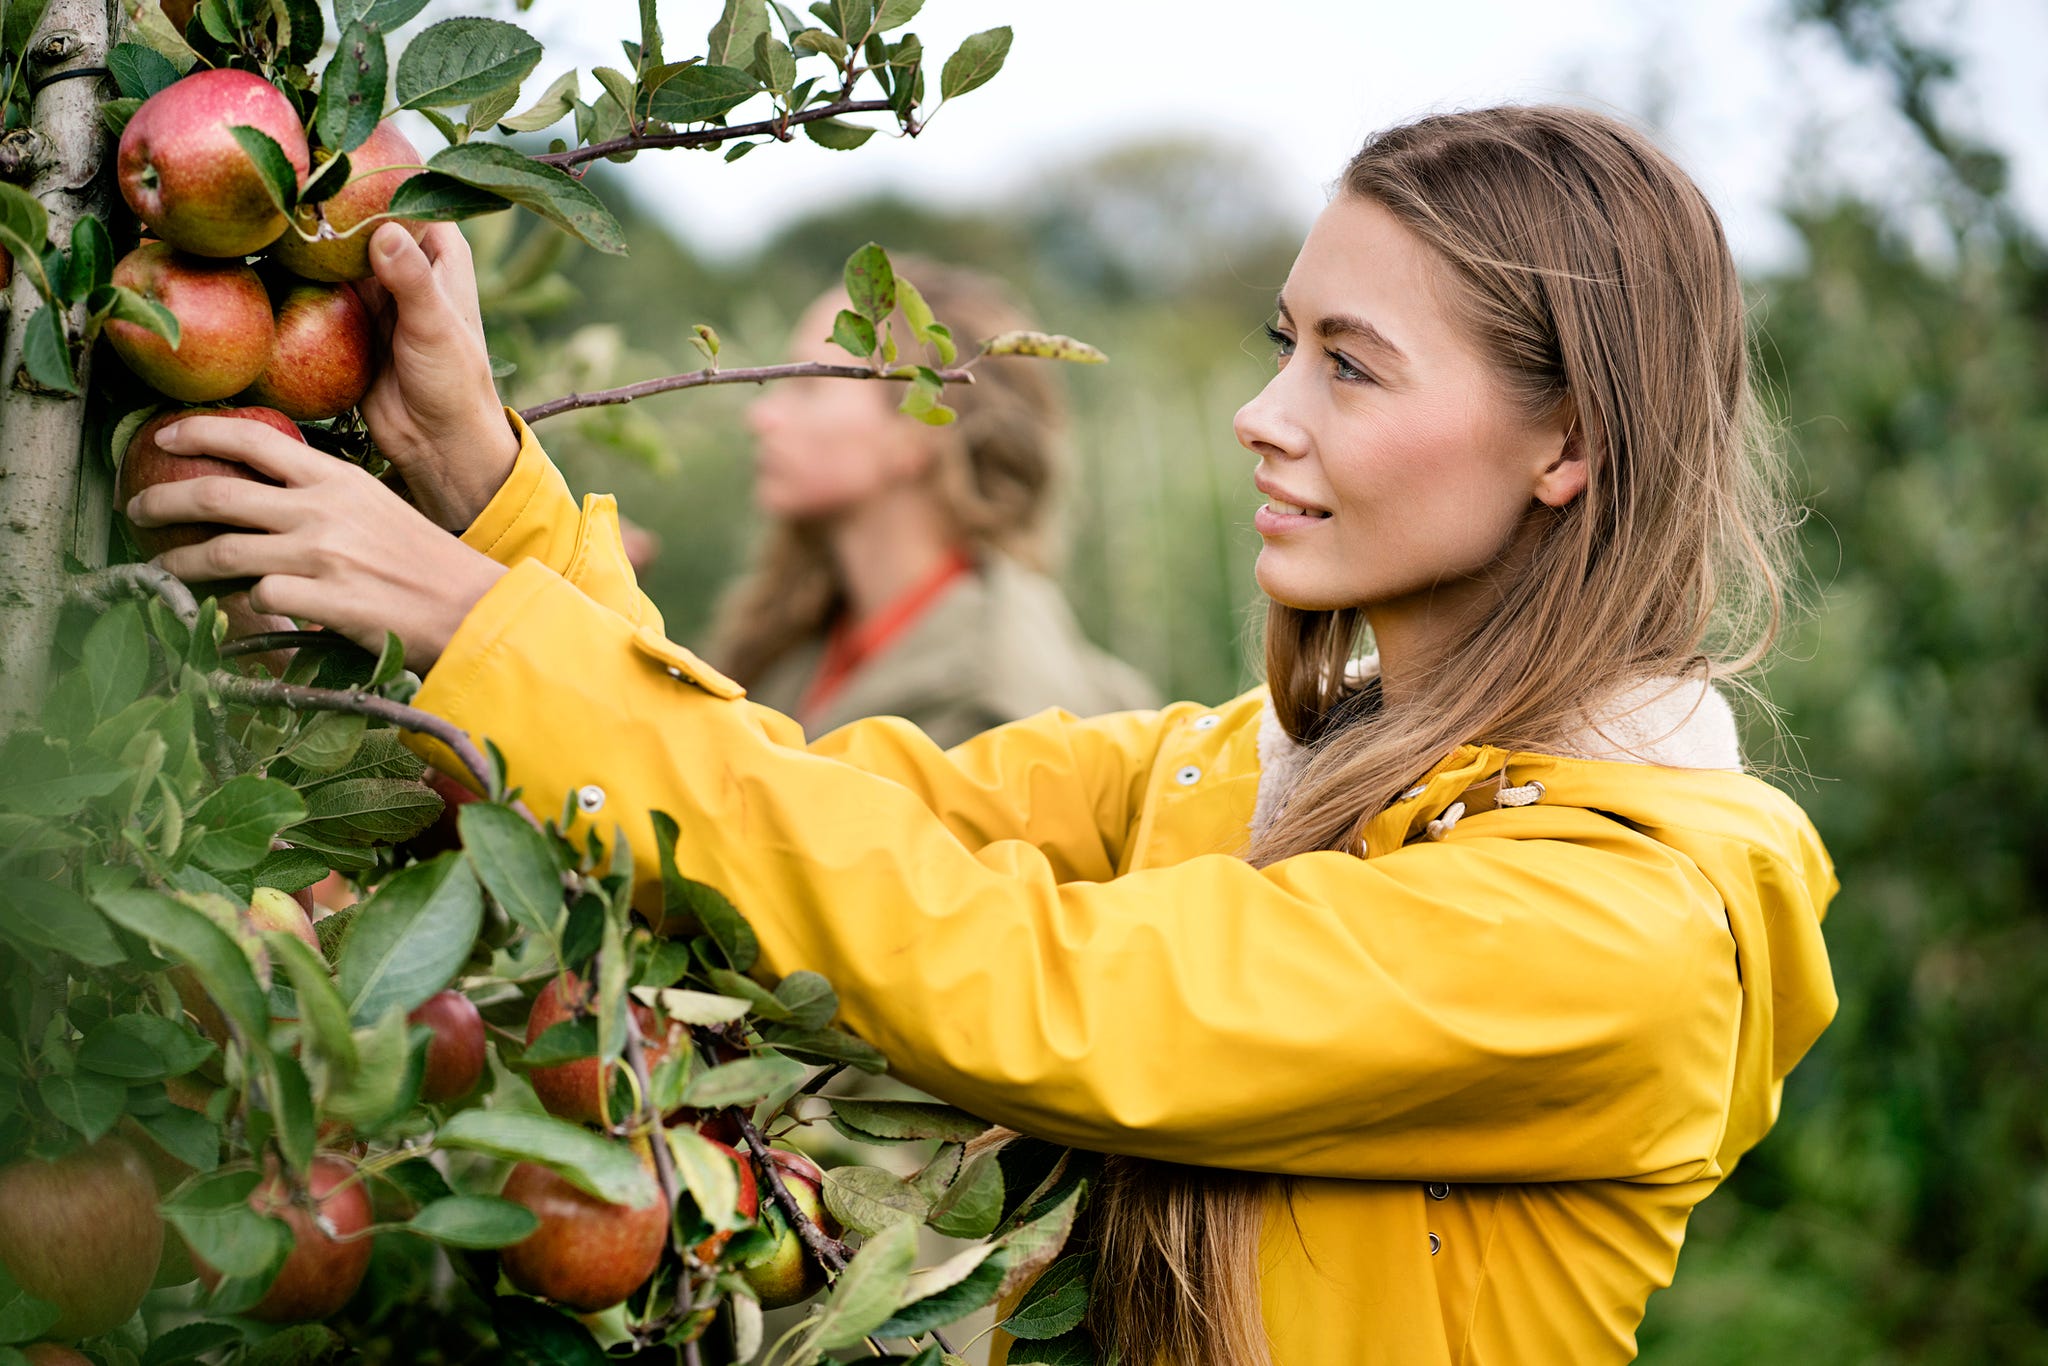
[130, 104, 1839, 1365]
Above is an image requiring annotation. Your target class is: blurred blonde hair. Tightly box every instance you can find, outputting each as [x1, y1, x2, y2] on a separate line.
[1088, 104, 1798, 1365]
[707, 261, 1066, 685]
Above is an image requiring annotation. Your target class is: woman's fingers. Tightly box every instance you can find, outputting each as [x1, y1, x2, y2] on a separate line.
[370, 224, 472, 350]
[150, 417, 327, 485]
[417, 223, 486, 344]
[154, 532, 308, 588]
[126, 472, 300, 534]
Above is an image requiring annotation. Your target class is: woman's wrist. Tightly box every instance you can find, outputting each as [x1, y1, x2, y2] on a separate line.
[402, 404, 521, 534]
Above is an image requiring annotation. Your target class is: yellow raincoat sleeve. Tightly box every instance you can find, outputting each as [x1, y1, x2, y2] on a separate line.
[418, 432, 1744, 1187]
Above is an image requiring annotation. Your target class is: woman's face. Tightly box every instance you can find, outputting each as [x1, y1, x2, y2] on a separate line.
[1234, 194, 1580, 620]
[745, 294, 934, 521]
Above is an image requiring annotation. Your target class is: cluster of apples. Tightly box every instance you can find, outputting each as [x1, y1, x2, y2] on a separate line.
[108, 68, 426, 541]
[509, 971, 840, 1314]
[0, 884, 488, 1347]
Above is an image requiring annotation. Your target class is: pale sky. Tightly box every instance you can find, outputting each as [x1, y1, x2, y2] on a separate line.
[517, 0, 2048, 269]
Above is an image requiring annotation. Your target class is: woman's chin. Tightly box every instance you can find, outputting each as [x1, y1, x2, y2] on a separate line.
[1253, 556, 1350, 613]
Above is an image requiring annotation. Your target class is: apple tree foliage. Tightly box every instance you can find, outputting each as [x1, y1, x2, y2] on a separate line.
[0, 2, 1106, 1363]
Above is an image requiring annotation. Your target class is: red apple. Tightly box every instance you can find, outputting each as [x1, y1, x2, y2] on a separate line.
[118, 406, 303, 560]
[403, 768, 478, 860]
[408, 989, 487, 1103]
[118, 70, 311, 258]
[247, 885, 320, 952]
[524, 972, 674, 1127]
[194, 1154, 372, 1322]
[21, 1346, 96, 1366]
[240, 280, 373, 420]
[273, 121, 425, 282]
[0, 1139, 166, 1339]
[740, 1149, 837, 1309]
[499, 1149, 666, 1312]
[107, 243, 275, 402]
[691, 1138, 759, 1263]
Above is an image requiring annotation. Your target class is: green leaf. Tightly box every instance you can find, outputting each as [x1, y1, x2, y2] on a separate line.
[37, 1069, 126, 1140]
[93, 283, 181, 347]
[139, 1320, 244, 1366]
[793, 28, 848, 61]
[77, 1012, 216, 1080]
[651, 811, 757, 970]
[979, 330, 1108, 363]
[265, 930, 358, 1074]
[809, 0, 872, 42]
[0, 186, 51, 298]
[497, 69, 578, 132]
[109, 41, 182, 98]
[337, 851, 482, 1025]
[772, 970, 838, 1030]
[94, 887, 269, 1040]
[338, 0, 430, 34]
[0, 1260, 62, 1345]
[163, 1170, 294, 1280]
[706, 0, 770, 67]
[382, 172, 511, 224]
[414, 142, 624, 254]
[395, 18, 542, 109]
[801, 115, 874, 151]
[407, 1195, 540, 1248]
[436, 1109, 659, 1206]
[22, 303, 76, 395]
[465, 80, 523, 134]
[679, 1051, 807, 1109]
[242, 1325, 347, 1365]
[821, 1164, 927, 1236]
[282, 710, 368, 775]
[266, 1049, 317, 1174]
[319, 1005, 412, 1127]
[828, 1097, 991, 1143]
[811, 1216, 918, 1350]
[0, 875, 125, 967]
[641, 987, 750, 1026]
[1006, 1329, 1099, 1365]
[757, 1022, 889, 1073]
[227, 126, 300, 215]
[281, 0, 324, 64]
[939, 25, 1011, 100]
[644, 63, 759, 123]
[664, 1124, 741, 1229]
[515, 1016, 597, 1068]
[750, 32, 795, 93]
[80, 599, 148, 721]
[100, 97, 146, 137]
[491, 1296, 606, 1366]
[999, 1252, 1090, 1339]
[253, 848, 330, 896]
[830, 307, 876, 357]
[874, 0, 922, 31]
[843, 241, 895, 322]
[926, 1148, 1004, 1238]
[1, 0, 54, 62]
[66, 214, 113, 297]
[189, 775, 308, 871]
[459, 801, 564, 937]
[133, 1098, 221, 1173]
[316, 20, 387, 152]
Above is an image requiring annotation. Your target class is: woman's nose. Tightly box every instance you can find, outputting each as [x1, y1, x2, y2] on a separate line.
[1234, 373, 1306, 462]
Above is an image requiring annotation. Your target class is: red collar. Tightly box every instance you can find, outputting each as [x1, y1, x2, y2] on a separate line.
[798, 548, 975, 721]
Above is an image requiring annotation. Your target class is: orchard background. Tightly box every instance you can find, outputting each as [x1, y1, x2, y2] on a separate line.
[3, 0, 2046, 1364]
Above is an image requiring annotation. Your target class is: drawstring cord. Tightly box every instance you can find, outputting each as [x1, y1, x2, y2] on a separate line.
[1425, 776, 1545, 841]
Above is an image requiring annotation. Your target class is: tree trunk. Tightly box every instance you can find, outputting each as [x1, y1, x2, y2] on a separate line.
[0, 0, 117, 731]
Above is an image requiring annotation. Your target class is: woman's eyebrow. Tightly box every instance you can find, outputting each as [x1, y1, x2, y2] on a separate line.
[1274, 295, 1408, 363]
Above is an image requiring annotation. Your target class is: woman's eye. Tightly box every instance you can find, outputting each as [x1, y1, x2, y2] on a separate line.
[1264, 323, 1294, 363]
[1328, 350, 1369, 382]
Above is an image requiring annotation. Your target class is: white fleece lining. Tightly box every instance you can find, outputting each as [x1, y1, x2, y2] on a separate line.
[1249, 666, 1744, 847]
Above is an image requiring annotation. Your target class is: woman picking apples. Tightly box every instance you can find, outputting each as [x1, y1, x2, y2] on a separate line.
[128, 105, 1840, 1365]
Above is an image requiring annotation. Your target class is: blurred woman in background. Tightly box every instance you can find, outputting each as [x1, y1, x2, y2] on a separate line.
[710, 263, 1156, 746]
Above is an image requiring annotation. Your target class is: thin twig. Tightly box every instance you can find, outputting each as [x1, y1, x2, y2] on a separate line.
[206, 672, 534, 826]
[518, 360, 976, 424]
[69, 563, 199, 626]
[622, 1008, 701, 1365]
[532, 97, 898, 172]
[218, 630, 334, 659]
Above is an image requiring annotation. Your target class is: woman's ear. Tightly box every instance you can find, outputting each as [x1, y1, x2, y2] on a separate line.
[1533, 409, 1590, 509]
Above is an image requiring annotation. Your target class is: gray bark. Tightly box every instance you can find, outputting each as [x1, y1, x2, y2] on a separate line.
[0, 0, 116, 730]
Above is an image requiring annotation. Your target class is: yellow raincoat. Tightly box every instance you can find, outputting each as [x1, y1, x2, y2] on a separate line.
[412, 421, 1839, 1364]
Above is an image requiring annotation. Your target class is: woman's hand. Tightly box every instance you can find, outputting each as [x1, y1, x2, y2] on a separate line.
[351, 221, 519, 533]
[127, 415, 508, 671]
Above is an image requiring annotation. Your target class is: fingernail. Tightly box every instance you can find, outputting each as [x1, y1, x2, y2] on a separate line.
[377, 230, 403, 259]
[155, 422, 182, 446]
[124, 496, 140, 520]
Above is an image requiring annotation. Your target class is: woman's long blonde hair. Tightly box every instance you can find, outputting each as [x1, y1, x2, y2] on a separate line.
[1085, 104, 1798, 1365]
[707, 263, 1067, 684]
